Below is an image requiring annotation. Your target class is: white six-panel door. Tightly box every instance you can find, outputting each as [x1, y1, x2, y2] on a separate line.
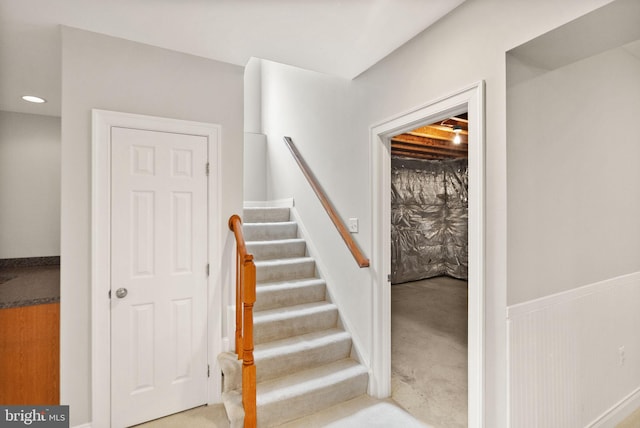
[110, 127, 209, 427]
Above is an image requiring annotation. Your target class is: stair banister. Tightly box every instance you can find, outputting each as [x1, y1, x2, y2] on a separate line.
[283, 136, 370, 268]
[228, 214, 257, 428]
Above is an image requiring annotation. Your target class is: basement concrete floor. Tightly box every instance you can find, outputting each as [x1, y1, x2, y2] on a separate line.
[391, 276, 468, 428]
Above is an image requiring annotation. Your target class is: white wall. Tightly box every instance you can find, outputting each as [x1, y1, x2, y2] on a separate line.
[505, 7, 640, 424]
[243, 58, 267, 201]
[60, 27, 244, 426]
[244, 57, 262, 134]
[258, 1, 616, 426]
[0, 111, 60, 258]
[261, 59, 373, 366]
[243, 132, 267, 201]
[507, 43, 640, 305]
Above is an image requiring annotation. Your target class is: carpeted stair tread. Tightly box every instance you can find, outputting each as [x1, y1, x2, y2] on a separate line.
[243, 207, 291, 223]
[257, 357, 367, 403]
[254, 301, 337, 322]
[221, 205, 370, 427]
[254, 328, 352, 382]
[256, 358, 369, 426]
[247, 239, 307, 261]
[254, 257, 314, 268]
[243, 222, 298, 241]
[255, 257, 316, 283]
[255, 278, 326, 311]
[254, 302, 338, 344]
[256, 277, 326, 289]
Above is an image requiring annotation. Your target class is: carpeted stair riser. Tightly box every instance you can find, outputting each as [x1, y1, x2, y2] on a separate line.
[247, 239, 307, 261]
[219, 206, 370, 428]
[243, 207, 291, 223]
[221, 390, 244, 428]
[253, 302, 338, 344]
[255, 279, 326, 311]
[243, 222, 298, 241]
[221, 360, 369, 428]
[254, 329, 352, 383]
[255, 258, 316, 283]
[256, 359, 369, 427]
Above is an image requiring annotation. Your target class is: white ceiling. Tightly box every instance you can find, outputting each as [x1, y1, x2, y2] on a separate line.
[0, 0, 465, 117]
[508, 0, 640, 71]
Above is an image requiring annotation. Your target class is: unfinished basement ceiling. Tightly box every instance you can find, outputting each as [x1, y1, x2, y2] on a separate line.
[391, 114, 468, 160]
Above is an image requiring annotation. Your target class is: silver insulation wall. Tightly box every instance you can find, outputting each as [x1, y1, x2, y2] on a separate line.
[391, 156, 468, 283]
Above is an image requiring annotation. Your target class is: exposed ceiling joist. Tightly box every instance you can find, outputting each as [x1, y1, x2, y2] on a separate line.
[391, 114, 469, 160]
[407, 130, 468, 144]
[391, 150, 451, 161]
[391, 142, 465, 157]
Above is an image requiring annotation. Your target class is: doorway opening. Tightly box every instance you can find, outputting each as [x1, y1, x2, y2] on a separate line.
[0, 112, 61, 406]
[370, 82, 485, 427]
[389, 114, 469, 427]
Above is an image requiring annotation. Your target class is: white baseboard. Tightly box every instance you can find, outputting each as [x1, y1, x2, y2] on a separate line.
[589, 386, 640, 428]
[243, 198, 294, 208]
[72, 423, 92, 428]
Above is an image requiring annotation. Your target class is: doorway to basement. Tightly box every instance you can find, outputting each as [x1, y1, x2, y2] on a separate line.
[390, 114, 469, 428]
[370, 82, 485, 428]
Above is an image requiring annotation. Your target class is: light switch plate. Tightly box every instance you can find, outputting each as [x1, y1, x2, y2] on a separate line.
[348, 218, 358, 233]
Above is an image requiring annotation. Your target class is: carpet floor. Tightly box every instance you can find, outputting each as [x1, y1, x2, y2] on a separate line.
[0, 265, 60, 308]
[136, 396, 432, 428]
[617, 406, 640, 428]
[133, 405, 230, 428]
[391, 276, 468, 428]
[135, 275, 468, 427]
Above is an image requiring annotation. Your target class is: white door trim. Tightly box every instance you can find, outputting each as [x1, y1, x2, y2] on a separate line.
[91, 110, 222, 428]
[369, 82, 486, 427]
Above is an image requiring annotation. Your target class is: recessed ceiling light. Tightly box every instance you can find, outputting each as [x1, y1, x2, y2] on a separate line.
[22, 95, 46, 104]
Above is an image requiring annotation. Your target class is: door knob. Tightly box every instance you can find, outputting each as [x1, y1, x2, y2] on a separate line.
[115, 288, 128, 299]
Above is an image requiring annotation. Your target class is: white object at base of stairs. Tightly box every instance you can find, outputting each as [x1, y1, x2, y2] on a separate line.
[218, 205, 369, 427]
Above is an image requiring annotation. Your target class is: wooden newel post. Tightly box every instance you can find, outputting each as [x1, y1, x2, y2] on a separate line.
[230, 215, 243, 357]
[242, 258, 257, 428]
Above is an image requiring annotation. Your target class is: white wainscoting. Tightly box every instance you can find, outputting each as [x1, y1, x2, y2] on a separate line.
[508, 272, 640, 428]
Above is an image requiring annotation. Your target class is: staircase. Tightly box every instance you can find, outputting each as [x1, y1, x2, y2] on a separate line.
[219, 206, 369, 427]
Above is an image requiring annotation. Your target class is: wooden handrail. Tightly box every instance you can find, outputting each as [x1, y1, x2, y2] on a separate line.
[228, 214, 257, 428]
[283, 136, 370, 268]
